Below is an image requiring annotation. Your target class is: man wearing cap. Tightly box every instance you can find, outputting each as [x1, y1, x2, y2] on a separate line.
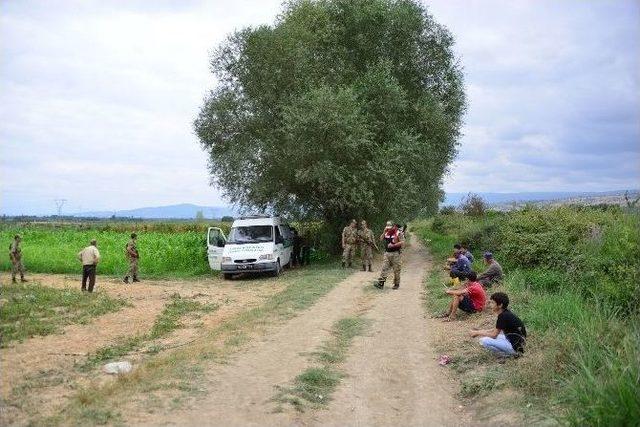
[478, 252, 503, 288]
[78, 239, 100, 292]
[374, 222, 405, 289]
[123, 233, 140, 284]
[9, 235, 28, 283]
[341, 219, 358, 268]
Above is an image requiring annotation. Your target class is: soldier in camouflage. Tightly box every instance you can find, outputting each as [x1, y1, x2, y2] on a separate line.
[358, 220, 378, 272]
[123, 233, 140, 284]
[341, 219, 358, 268]
[374, 222, 405, 290]
[9, 234, 28, 283]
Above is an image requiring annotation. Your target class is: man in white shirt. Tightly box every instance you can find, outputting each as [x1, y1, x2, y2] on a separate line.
[78, 239, 100, 292]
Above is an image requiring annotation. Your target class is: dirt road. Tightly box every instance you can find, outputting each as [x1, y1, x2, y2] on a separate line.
[2, 238, 469, 426]
[135, 236, 468, 427]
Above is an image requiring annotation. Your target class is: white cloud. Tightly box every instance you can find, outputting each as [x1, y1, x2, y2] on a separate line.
[1, 0, 639, 215]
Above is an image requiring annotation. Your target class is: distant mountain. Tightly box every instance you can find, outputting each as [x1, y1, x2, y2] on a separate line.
[76, 203, 236, 219]
[443, 190, 638, 207]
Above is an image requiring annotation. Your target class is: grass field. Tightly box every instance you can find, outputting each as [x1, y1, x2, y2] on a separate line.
[0, 222, 229, 278]
[0, 283, 128, 347]
[413, 205, 640, 426]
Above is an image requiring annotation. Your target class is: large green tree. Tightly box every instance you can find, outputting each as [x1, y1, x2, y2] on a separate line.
[195, 0, 465, 230]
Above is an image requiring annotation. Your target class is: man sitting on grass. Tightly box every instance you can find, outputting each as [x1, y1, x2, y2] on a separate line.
[471, 292, 527, 356]
[449, 250, 471, 280]
[477, 251, 503, 288]
[460, 243, 474, 263]
[438, 271, 486, 321]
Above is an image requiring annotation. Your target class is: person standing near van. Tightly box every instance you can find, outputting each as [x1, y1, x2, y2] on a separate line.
[341, 219, 358, 268]
[374, 223, 405, 289]
[78, 239, 100, 292]
[358, 220, 377, 272]
[123, 233, 140, 283]
[9, 234, 28, 283]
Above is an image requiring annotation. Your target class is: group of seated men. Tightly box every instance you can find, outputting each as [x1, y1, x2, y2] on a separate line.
[439, 244, 527, 358]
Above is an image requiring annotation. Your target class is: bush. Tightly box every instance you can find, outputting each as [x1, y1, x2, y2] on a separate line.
[459, 193, 487, 217]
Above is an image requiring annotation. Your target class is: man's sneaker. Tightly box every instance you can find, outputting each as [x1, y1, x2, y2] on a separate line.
[392, 283, 399, 289]
[374, 280, 385, 289]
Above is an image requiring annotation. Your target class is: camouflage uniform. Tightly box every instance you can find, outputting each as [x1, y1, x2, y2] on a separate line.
[123, 238, 139, 283]
[376, 229, 405, 289]
[359, 227, 375, 271]
[9, 238, 26, 282]
[342, 225, 358, 267]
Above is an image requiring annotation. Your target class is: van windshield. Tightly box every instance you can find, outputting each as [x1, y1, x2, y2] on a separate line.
[227, 226, 273, 244]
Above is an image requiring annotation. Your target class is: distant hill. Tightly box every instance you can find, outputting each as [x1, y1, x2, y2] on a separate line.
[76, 203, 236, 219]
[443, 190, 638, 207]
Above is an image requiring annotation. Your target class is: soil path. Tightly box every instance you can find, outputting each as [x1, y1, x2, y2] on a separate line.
[303, 236, 469, 427]
[135, 236, 467, 427]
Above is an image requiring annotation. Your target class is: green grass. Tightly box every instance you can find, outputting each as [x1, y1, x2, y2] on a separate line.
[0, 224, 219, 278]
[149, 293, 218, 338]
[0, 283, 128, 347]
[413, 208, 640, 426]
[275, 316, 370, 412]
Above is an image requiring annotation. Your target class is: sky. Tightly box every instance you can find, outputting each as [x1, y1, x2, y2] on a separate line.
[1, 0, 639, 215]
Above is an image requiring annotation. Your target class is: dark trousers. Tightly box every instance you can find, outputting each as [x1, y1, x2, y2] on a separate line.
[82, 264, 97, 292]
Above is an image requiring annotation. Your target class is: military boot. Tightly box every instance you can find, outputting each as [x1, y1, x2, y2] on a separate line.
[362, 265, 366, 271]
[341, 261, 346, 268]
[123, 276, 129, 284]
[367, 264, 372, 272]
[392, 283, 400, 290]
[132, 276, 140, 283]
[374, 279, 385, 289]
[12, 277, 17, 284]
[20, 276, 28, 283]
[348, 262, 353, 268]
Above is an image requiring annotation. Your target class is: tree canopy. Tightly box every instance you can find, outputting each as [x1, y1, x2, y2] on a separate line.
[195, 0, 465, 228]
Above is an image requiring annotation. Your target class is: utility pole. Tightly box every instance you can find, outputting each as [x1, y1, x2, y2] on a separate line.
[54, 199, 67, 217]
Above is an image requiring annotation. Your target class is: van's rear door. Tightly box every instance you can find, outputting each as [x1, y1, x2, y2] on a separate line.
[207, 227, 227, 270]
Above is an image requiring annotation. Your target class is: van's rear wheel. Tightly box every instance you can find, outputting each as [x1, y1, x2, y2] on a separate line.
[223, 273, 233, 280]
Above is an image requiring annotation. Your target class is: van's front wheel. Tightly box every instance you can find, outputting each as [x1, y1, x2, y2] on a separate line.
[271, 260, 281, 277]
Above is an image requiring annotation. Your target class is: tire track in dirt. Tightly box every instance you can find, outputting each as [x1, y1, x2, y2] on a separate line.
[132, 268, 380, 426]
[300, 236, 470, 427]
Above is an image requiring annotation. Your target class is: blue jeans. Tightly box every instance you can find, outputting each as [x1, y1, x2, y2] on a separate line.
[479, 332, 516, 356]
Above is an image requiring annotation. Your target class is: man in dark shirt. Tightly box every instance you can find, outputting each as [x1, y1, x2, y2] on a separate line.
[478, 252, 503, 288]
[450, 250, 471, 280]
[470, 292, 527, 356]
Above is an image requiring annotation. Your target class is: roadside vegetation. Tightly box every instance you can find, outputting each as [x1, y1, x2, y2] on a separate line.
[0, 283, 128, 347]
[414, 205, 640, 426]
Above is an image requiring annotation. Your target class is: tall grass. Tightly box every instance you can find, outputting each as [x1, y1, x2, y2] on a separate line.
[0, 224, 218, 278]
[413, 206, 640, 426]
